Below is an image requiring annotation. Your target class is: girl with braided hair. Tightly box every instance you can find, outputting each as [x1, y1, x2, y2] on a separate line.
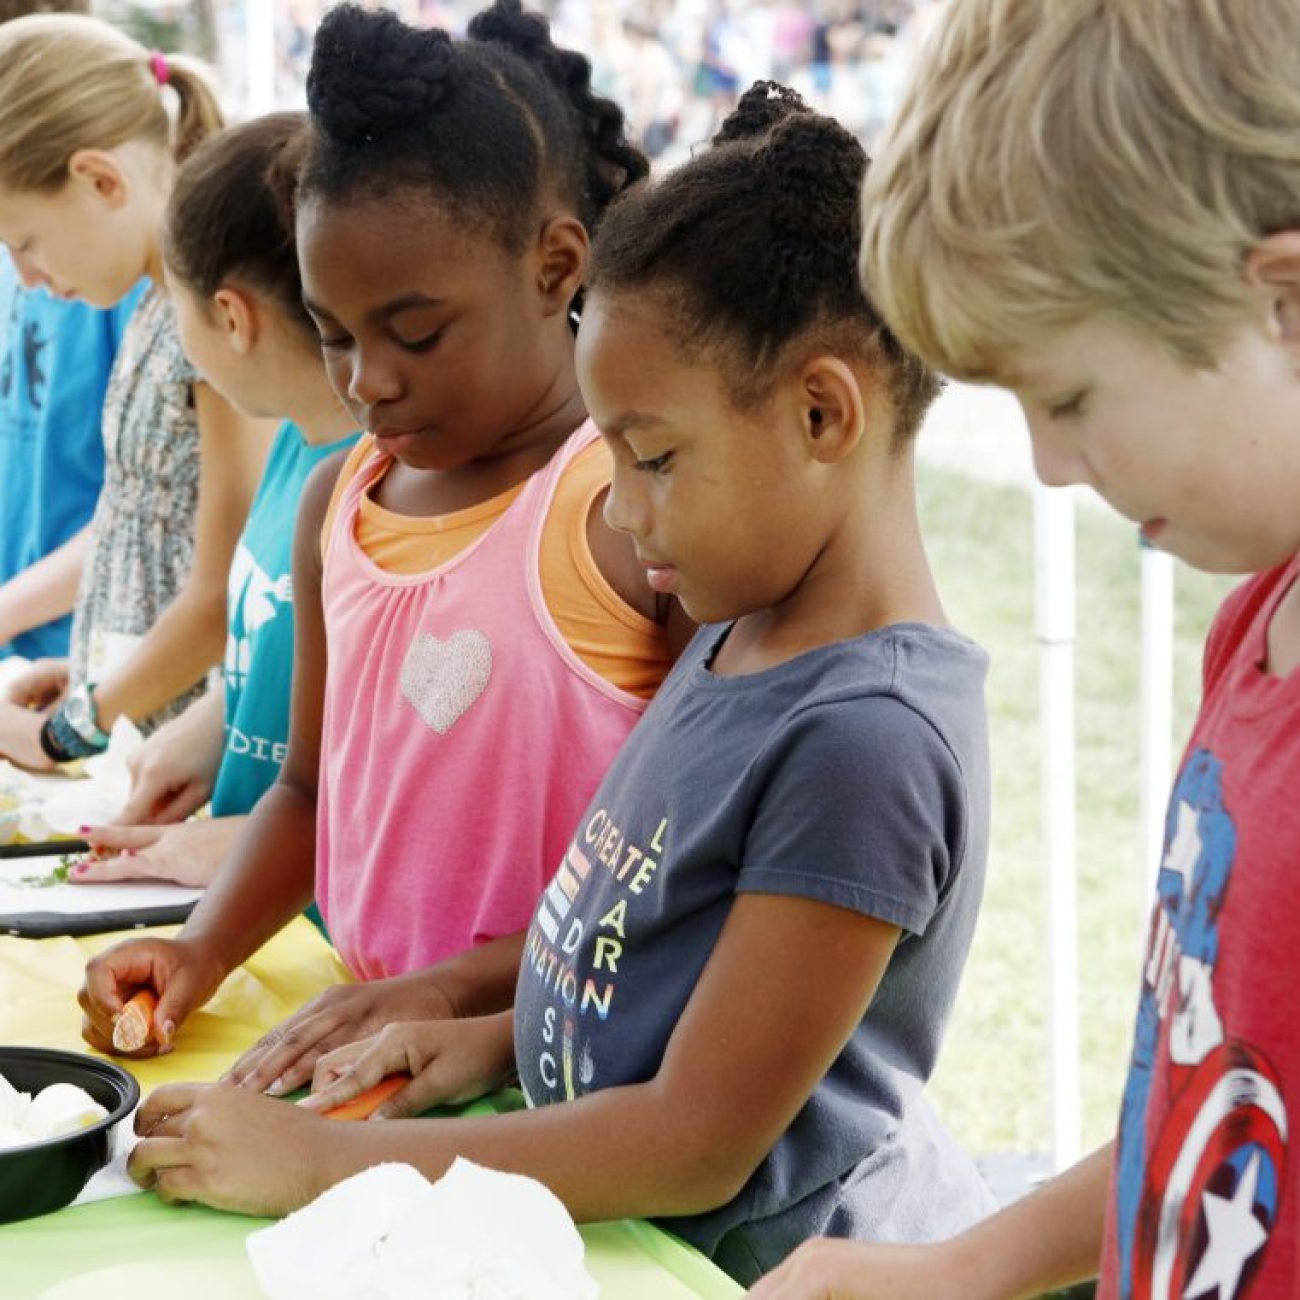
[82, 0, 683, 1092]
[125, 82, 995, 1282]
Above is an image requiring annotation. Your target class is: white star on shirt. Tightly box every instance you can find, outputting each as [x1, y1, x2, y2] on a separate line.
[1164, 801, 1203, 897]
[1183, 1149, 1269, 1299]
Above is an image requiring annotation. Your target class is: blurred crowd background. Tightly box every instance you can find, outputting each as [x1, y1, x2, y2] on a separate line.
[98, 0, 945, 160]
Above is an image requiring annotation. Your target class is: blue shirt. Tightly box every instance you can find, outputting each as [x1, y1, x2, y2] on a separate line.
[0, 256, 144, 659]
[211, 420, 360, 817]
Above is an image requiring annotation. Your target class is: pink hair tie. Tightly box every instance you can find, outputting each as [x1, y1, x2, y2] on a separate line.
[148, 50, 170, 87]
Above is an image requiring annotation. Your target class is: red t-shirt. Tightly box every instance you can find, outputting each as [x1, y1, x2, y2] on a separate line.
[1099, 555, 1300, 1300]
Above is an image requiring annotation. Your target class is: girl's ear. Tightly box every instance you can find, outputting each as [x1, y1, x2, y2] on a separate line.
[797, 356, 869, 463]
[1244, 231, 1300, 356]
[65, 150, 130, 208]
[533, 215, 589, 316]
[211, 286, 259, 356]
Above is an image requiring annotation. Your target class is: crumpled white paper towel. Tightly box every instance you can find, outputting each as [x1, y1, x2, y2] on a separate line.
[71, 1106, 142, 1206]
[0, 687, 143, 844]
[0, 1074, 107, 1149]
[246, 1159, 599, 1300]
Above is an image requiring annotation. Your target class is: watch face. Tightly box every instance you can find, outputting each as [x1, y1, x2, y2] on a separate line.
[64, 687, 103, 745]
[65, 690, 90, 733]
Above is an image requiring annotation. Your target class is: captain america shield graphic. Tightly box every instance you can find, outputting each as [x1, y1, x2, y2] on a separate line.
[1131, 1042, 1285, 1300]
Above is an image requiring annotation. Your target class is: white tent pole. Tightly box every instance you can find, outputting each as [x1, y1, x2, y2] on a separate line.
[1034, 480, 1080, 1171]
[1139, 543, 1175, 904]
[245, 0, 277, 116]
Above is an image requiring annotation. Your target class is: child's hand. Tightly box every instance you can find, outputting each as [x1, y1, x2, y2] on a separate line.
[222, 972, 460, 1098]
[4, 657, 68, 711]
[0, 698, 55, 771]
[116, 700, 222, 825]
[300, 1013, 517, 1119]
[129, 1081, 335, 1217]
[78, 935, 227, 1057]
[746, 1238, 972, 1300]
[75, 819, 234, 888]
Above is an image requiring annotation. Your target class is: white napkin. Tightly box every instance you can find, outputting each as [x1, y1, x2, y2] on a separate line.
[0, 1077, 107, 1149]
[247, 1159, 599, 1300]
[0, 711, 143, 842]
[71, 1106, 143, 1206]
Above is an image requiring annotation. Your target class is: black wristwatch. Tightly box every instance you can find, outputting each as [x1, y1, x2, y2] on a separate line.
[39, 684, 110, 763]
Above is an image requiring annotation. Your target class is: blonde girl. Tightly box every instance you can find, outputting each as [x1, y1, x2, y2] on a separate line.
[0, 14, 274, 769]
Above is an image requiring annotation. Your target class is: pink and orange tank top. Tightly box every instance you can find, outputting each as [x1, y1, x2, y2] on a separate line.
[317, 422, 665, 979]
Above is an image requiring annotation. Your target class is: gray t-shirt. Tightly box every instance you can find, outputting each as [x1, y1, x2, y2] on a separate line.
[513, 621, 997, 1284]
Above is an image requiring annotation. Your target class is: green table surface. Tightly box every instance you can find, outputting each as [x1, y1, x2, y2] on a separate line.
[0, 922, 742, 1300]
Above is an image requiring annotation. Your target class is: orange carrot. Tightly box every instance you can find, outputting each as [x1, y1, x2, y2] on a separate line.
[111, 988, 158, 1054]
[322, 1073, 412, 1121]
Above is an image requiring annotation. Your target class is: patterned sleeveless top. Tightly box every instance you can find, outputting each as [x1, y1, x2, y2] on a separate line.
[68, 285, 204, 731]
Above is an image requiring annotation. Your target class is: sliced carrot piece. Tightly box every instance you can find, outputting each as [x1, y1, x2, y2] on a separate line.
[322, 1073, 412, 1121]
[111, 988, 158, 1054]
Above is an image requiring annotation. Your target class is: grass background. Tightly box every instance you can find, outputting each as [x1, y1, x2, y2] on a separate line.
[913, 462, 1235, 1158]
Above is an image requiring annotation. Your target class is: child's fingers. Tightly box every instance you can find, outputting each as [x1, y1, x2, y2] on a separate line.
[152, 1165, 202, 1206]
[149, 781, 210, 825]
[300, 1051, 386, 1113]
[83, 823, 161, 853]
[225, 1013, 337, 1095]
[79, 1009, 116, 1055]
[127, 1135, 191, 1195]
[303, 1042, 366, 1100]
[79, 944, 158, 1023]
[135, 1082, 201, 1137]
[113, 781, 175, 826]
[372, 1072, 444, 1120]
[68, 853, 153, 885]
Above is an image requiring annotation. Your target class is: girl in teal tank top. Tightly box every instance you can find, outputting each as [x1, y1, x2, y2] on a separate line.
[75, 114, 358, 884]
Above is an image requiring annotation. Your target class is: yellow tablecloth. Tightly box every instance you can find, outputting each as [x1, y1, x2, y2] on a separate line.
[0, 920, 742, 1300]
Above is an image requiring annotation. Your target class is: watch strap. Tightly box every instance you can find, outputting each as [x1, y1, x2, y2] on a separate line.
[42, 702, 107, 762]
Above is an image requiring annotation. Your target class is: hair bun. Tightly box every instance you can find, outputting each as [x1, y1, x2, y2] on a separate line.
[713, 80, 809, 145]
[307, 3, 455, 145]
[758, 107, 867, 244]
[467, 0, 550, 58]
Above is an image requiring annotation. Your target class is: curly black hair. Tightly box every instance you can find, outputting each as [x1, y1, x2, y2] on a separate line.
[588, 82, 940, 442]
[299, 0, 647, 254]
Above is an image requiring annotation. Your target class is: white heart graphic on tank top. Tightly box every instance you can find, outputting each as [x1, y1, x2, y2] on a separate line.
[399, 629, 493, 735]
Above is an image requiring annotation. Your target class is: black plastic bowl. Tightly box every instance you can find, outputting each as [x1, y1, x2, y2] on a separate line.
[0, 1046, 140, 1224]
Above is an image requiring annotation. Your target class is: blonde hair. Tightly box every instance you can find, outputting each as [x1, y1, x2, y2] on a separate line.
[0, 13, 223, 192]
[859, 0, 1300, 381]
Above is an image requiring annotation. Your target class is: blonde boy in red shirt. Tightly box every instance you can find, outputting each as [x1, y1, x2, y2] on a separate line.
[751, 2, 1300, 1298]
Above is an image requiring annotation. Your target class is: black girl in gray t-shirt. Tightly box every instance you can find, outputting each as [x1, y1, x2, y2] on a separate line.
[131, 75, 996, 1289]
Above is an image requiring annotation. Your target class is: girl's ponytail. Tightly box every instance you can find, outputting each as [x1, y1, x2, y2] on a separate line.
[163, 55, 224, 164]
[0, 14, 223, 192]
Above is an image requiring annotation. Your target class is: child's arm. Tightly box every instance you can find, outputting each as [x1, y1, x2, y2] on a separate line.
[77, 452, 343, 1055]
[744, 1144, 1111, 1299]
[0, 523, 90, 648]
[128, 891, 903, 1219]
[86, 384, 276, 728]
